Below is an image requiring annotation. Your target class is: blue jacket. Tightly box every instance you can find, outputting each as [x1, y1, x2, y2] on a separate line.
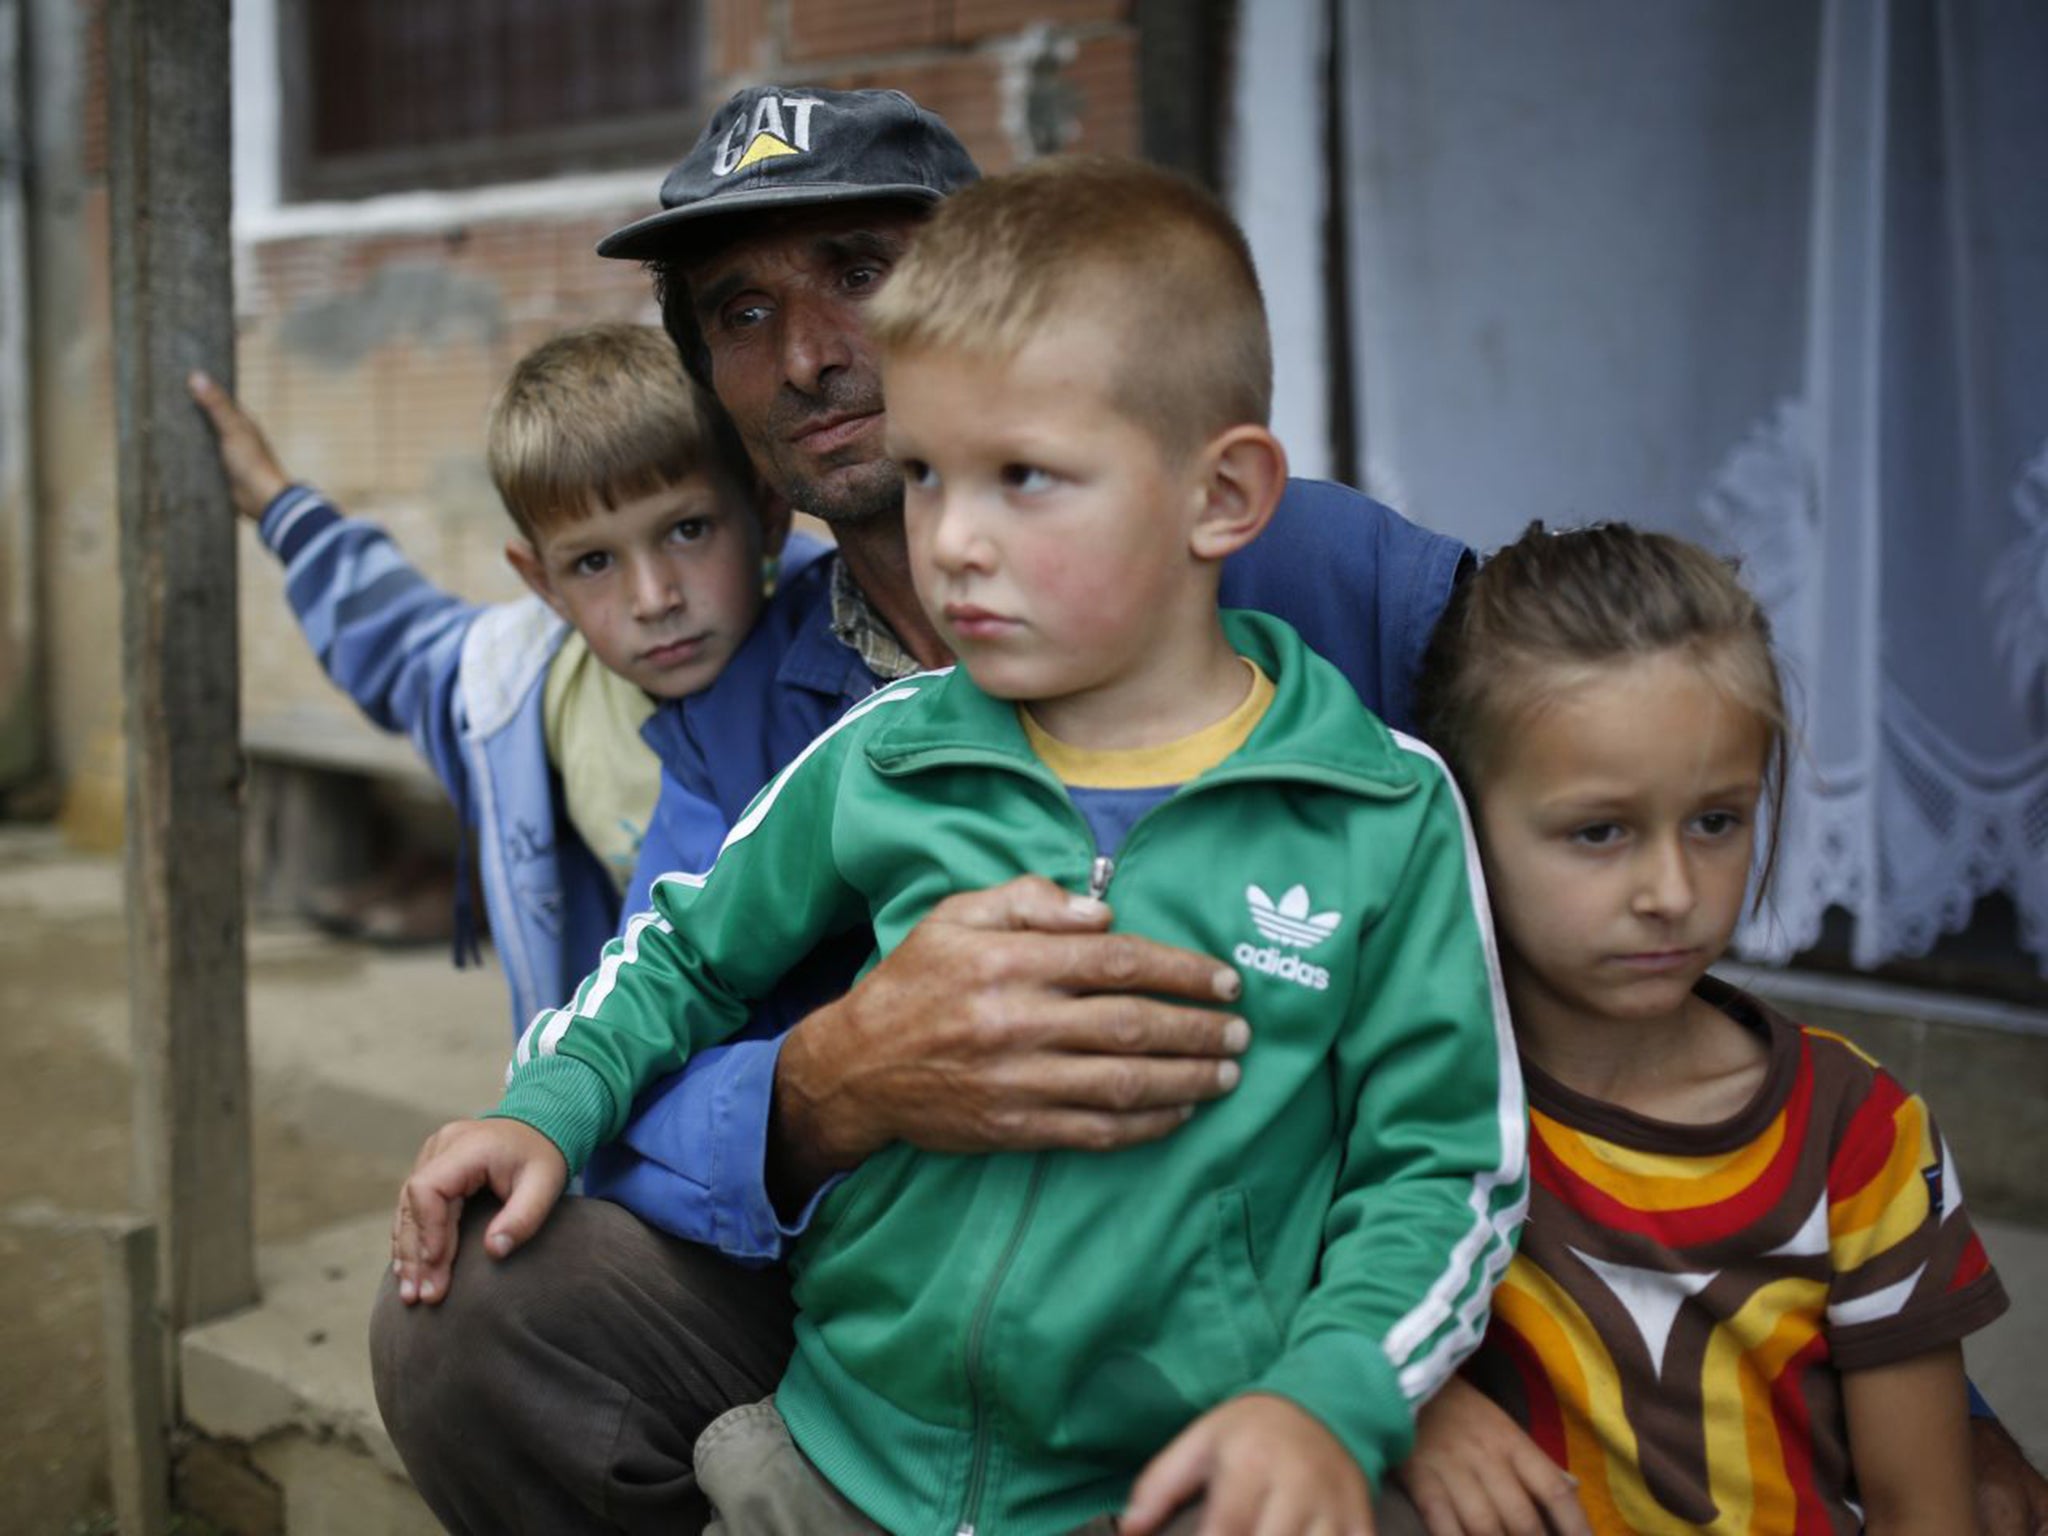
[255, 487, 823, 1037]
[588, 478, 1472, 1259]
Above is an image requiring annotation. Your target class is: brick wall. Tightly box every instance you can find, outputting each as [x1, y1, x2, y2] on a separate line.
[42, 2, 1142, 793]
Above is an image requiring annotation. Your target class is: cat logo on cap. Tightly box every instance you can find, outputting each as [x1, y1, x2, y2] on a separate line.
[713, 95, 823, 177]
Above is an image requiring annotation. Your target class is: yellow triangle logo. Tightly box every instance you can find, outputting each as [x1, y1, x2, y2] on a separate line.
[734, 132, 801, 172]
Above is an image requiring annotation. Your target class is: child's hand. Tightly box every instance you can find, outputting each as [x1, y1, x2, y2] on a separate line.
[389, 1117, 567, 1307]
[1395, 1376, 1589, 1536]
[186, 371, 291, 521]
[1124, 1392, 1374, 1536]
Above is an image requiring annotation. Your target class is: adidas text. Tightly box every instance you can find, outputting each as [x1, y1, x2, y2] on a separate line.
[1233, 941, 1330, 992]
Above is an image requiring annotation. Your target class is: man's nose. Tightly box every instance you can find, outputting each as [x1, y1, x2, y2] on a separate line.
[778, 290, 855, 394]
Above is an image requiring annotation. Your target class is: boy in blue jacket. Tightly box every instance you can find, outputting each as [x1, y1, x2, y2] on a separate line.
[190, 324, 821, 1036]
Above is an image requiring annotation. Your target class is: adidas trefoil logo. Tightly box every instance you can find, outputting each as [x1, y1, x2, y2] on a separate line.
[1246, 884, 1340, 948]
[1237, 884, 1340, 991]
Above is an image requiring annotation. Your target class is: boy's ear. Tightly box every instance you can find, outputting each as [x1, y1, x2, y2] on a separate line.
[1187, 424, 1287, 562]
[504, 538, 572, 622]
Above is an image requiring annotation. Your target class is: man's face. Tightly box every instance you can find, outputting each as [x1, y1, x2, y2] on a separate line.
[685, 204, 923, 528]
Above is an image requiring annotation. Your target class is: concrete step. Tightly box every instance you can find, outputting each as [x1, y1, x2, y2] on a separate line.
[181, 1214, 437, 1536]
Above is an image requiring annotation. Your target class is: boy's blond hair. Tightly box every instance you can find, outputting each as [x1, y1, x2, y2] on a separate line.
[865, 155, 1271, 459]
[486, 323, 755, 543]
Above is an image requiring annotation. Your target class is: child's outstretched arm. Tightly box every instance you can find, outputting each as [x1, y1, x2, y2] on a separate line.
[390, 1116, 568, 1306]
[1844, 1344, 1974, 1534]
[188, 372, 290, 520]
[1124, 1393, 1374, 1536]
[1396, 1377, 1590, 1536]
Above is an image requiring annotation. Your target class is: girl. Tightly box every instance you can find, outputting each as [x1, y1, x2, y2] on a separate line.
[1403, 523, 2008, 1535]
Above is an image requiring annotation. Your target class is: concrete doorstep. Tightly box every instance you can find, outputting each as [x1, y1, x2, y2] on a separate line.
[181, 1214, 437, 1536]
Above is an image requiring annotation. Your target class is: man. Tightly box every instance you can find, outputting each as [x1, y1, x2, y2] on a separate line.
[372, 86, 2048, 1536]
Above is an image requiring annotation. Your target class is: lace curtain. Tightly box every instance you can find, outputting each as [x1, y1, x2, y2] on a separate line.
[1236, 0, 2048, 976]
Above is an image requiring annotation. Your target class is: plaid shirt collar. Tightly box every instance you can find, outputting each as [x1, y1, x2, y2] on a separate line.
[828, 555, 924, 682]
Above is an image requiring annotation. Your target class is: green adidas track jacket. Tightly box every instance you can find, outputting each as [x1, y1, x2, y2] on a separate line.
[498, 610, 1528, 1536]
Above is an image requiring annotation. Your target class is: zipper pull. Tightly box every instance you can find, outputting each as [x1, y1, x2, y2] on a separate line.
[956, 1526, 976, 1536]
[1087, 854, 1115, 902]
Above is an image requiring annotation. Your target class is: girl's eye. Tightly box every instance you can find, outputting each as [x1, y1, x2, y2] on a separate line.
[669, 518, 711, 545]
[900, 459, 937, 490]
[1001, 464, 1055, 494]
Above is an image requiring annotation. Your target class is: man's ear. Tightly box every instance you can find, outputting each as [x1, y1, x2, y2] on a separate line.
[504, 538, 572, 622]
[1188, 424, 1288, 562]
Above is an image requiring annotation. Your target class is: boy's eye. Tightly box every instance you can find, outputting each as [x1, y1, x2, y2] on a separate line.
[1001, 464, 1055, 494]
[571, 550, 612, 578]
[1569, 822, 1625, 848]
[900, 459, 937, 490]
[668, 517, 712, 545]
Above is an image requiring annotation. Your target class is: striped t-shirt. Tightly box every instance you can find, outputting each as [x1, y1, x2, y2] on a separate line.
[1463, 978, 2007, 1535]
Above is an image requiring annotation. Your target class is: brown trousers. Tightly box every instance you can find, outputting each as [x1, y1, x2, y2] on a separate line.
[370, 1196, 1425, 1535]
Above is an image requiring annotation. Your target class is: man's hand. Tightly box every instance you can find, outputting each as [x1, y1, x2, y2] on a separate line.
[769, 875, 1249, 1203]
[1972, 1414, 2048, 1536]
[187, 370, 291, 521]
[390, 1117, 567, 1306]
[1123, 1393, 1374, 1536]
[1396, 1377, 1590, 1536]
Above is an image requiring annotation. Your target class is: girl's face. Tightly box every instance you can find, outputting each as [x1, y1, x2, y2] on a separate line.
[1473, 649, 1771, 1043]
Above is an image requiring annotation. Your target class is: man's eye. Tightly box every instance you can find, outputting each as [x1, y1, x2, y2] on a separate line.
[718, 300, 771, 332]
[843, 263, 887, 294]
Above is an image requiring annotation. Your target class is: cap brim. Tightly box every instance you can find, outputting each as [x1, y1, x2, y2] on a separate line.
[595, 181, 947, 261]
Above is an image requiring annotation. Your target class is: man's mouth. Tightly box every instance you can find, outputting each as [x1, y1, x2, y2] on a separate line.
[788, 410, 879, 455]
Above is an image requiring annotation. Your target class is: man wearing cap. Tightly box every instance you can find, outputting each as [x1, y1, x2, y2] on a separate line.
[371, 85, 2048, 1536]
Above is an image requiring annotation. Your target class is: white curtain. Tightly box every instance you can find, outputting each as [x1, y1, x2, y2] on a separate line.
[1307, 0, 2048, 977]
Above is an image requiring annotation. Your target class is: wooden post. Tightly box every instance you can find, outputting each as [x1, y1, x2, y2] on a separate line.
[102, 1220, 173, 1536]
[106, 0, 255, 1335]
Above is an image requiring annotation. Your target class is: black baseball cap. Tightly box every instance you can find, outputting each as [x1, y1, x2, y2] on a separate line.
[596, 86, 981, 261]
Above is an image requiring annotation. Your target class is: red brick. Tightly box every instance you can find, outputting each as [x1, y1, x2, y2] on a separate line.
[789, 0, 946, 63]
[1064, 32, 1140, 157]
[950, 0, 1130, 45]
[713, 0, 780, 77]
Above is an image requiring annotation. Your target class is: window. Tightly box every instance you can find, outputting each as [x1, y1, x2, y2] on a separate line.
[279, 0, 704, 200]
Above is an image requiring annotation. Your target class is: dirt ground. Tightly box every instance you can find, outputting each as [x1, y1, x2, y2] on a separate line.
[0, 834, 416, 1536]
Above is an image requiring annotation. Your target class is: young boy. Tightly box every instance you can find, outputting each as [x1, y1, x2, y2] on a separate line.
[189, 324, 818, 1037]
[392, 159, 1527, 1535]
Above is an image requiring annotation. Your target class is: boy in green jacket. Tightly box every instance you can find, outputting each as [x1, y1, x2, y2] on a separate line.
[392, 156, 1527, 1536]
